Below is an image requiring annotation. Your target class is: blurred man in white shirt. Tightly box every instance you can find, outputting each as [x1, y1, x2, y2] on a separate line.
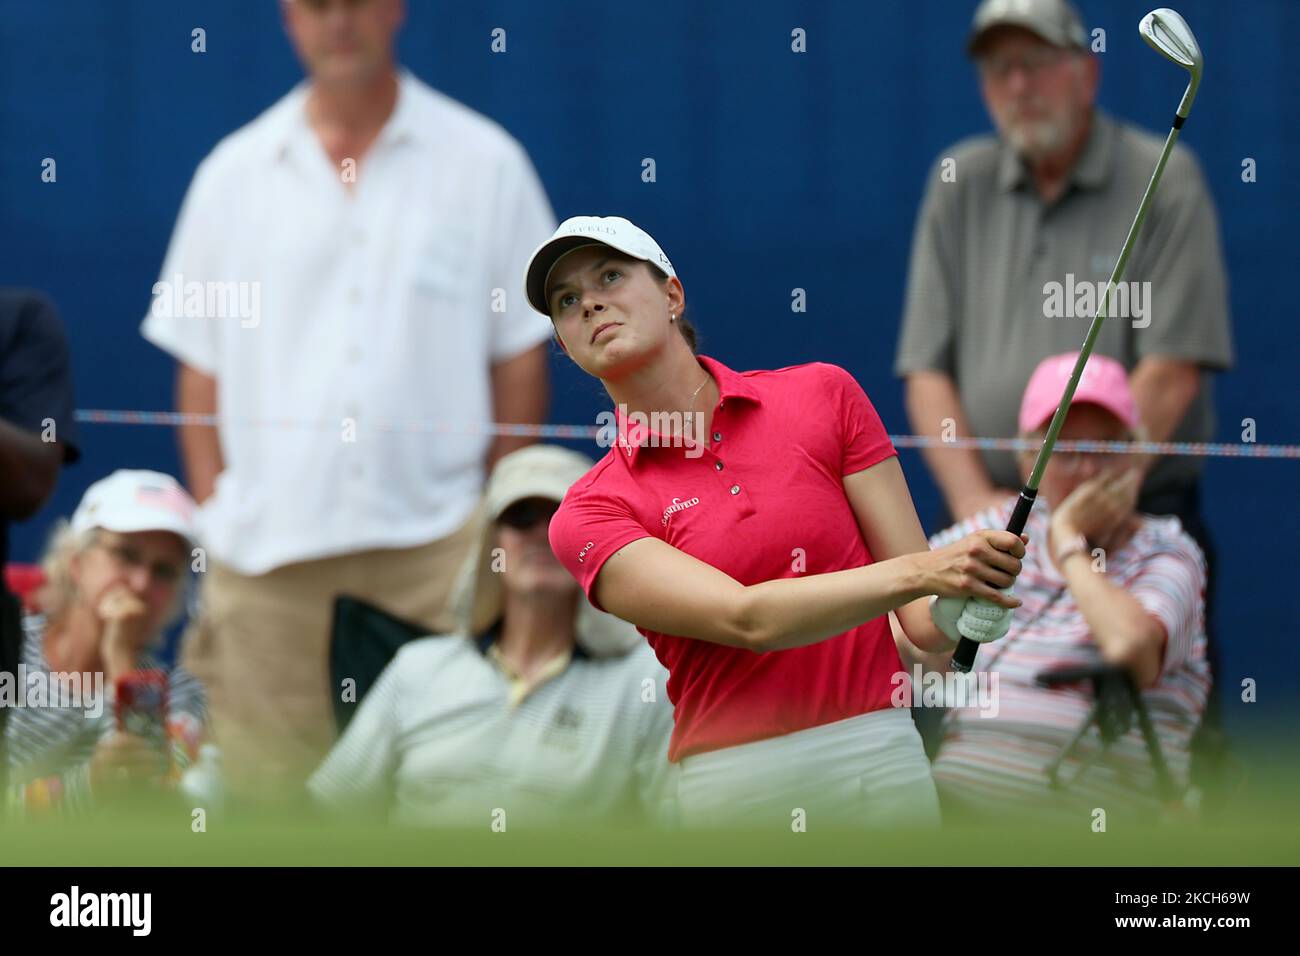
[141, 0, 555, 802]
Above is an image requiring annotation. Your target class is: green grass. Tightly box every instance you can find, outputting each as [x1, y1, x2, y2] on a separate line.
[4, 811, 1298, 866]
[6, 741, 1296, 867]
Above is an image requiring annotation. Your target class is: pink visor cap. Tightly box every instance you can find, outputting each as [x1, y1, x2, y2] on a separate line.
[1018, 352, 1141, 434]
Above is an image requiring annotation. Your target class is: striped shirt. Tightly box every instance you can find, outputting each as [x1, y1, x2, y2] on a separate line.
[4, 613, 207, 816]
[308, 631, 675, 828]
[928, 497, 1209, 821]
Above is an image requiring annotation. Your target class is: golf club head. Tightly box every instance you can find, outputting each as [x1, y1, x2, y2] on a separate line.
[1140, 8, 1203, 118]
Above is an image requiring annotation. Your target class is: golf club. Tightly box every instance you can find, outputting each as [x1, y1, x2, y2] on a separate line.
[948, 8, 1205, 674]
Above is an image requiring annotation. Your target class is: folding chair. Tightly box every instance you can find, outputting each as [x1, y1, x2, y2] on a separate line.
[328, 595, 442, 733]
[1036, 663, 1183, 807]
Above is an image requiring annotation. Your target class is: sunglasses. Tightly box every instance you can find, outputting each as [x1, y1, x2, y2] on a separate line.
[497, 498, 560, 531]
[291, 0, 374, 13]
[977, 47, 1072, 83]
[95, 538, 185, 586]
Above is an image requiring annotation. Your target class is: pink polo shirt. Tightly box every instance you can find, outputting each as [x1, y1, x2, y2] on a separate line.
[549, 355, 905, 762]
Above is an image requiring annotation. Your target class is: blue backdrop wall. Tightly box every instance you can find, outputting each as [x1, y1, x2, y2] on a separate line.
[2, 0, 1297, 735]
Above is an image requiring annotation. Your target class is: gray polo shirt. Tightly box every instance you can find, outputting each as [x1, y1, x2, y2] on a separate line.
[895, 110, 1233, 494]
[308, 631, 675, 828]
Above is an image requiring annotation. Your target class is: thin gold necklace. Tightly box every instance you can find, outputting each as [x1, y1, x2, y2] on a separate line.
[687, 374, 710, 411]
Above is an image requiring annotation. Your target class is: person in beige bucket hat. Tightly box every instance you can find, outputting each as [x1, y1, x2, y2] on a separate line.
[309, 445, 675, 826]
[447, 444, 641, 658]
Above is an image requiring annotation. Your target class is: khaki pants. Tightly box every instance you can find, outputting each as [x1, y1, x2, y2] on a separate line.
[181, 511, 480, 803]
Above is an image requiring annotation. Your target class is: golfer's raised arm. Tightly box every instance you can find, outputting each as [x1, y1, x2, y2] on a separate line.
[592, 535, 928, 653]
[588, 528, 1022, 655]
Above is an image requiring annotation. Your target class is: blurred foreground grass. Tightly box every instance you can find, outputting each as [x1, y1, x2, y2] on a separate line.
[5, 744, 1296, 867]
[4, 811, 1298, 866]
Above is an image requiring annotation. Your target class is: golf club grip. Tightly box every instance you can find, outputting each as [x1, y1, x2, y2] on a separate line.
[950, 487, 1038, 673]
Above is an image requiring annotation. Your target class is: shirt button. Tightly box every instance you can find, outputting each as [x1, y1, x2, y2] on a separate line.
[348, 288, 362, 305]
[714, 460, 724, 471]
[351, 462, 364, 478]
[347, 345, 363, 362]
[730, 484, 740, 495]
[712, 431, 722, 443]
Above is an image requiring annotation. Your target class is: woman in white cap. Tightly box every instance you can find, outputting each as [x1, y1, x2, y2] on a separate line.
[4, 470, 206, 815]
[309, 444, 674, 827]
[528, 216, 1028, 827]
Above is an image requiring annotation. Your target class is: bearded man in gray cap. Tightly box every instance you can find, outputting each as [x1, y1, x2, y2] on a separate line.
[894, 0, 1233, 780]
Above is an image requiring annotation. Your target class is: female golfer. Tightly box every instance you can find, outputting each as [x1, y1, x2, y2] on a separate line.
[526, 216, 1027, 828]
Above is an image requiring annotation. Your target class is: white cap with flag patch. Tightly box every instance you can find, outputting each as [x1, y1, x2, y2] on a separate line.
[70, 469, 199, 547]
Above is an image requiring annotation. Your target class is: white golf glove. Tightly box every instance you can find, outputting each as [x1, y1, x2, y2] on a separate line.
[930, 590, 1016, 646]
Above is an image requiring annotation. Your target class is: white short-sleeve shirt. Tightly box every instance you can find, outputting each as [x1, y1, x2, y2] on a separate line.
[141, 71, 556, 574]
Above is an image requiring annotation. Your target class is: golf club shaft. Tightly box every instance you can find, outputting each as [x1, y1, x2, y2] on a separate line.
[950, 120, 1187, 674]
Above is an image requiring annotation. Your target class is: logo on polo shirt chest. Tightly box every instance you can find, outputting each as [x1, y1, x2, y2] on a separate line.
[662, 496, 701, 527]
[542, 704, 584, 752]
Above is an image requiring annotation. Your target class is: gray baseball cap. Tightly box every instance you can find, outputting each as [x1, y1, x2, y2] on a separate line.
[967, 0, 1088, 57]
